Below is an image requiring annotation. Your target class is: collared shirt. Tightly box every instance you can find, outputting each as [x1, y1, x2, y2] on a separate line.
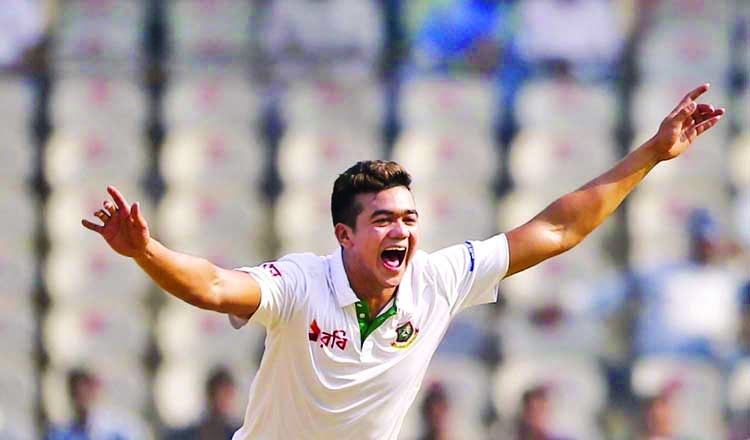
[229, 234, 509, 440]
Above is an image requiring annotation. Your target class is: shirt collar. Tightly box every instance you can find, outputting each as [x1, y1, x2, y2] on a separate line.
[328, 247, 416, 316]
[329, 247, 360, 308]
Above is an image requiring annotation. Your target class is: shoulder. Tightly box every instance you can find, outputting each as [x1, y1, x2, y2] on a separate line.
[277, 252, 328, 279]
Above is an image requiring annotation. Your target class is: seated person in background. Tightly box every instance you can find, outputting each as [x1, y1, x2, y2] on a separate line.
[45, 368, 144, 440]
[410, 0, 517, 74]
[418, 382, 451, 440]
[515, 385, 571, 440]
[639, 383, 678, 440]
[166, 367, 239, 440]
[632, 208, 743, 363]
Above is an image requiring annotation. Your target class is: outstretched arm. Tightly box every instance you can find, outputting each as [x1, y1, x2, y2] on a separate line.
[82, 186, 261, 317]
[504, 83, 725, 278]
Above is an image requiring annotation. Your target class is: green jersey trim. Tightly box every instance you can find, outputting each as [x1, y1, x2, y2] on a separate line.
[354, 298, 398, 347]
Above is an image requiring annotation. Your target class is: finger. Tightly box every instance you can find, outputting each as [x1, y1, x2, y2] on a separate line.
[696, 103, 714, 114]
[693, 107, 725, 125]
[107, 185, 130, 211]
[82, 219, 104, 233]
[671, 83, 710, 115]
[130, 202, 145, 226]
[94, 210, 110, 222]
[674, 101, 697, 123]
[103, 201, 117, 216]
[694, 115, 723, 136]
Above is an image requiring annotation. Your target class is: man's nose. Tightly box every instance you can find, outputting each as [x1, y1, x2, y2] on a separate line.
[389, 220, 409, 237]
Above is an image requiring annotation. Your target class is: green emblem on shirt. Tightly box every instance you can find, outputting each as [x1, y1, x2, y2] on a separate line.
[392, 321, 418, 349]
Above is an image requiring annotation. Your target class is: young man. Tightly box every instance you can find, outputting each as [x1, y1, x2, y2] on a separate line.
[82, 84, 724, 439]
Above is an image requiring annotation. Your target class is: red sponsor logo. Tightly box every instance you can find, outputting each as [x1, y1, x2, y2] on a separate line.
[262, 263, 282, 277]
[308, 319, 348, 351]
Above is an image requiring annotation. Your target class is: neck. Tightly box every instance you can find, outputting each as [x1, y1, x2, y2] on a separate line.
[342, 249, 397, 315]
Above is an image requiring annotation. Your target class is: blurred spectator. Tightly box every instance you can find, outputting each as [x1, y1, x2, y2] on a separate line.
[0, 0, 45, 68]
[739, 281, 750, 356]
[418, 382, 451, 440]
[409, 0, 516, 75]
[630, 208, 742, 363]
[515, 385, 571, 440]
[256, 0, 382, 83]
[45, 368, 143, 440]
[165, 367, 239, 440]
[639, 384, 678, 440]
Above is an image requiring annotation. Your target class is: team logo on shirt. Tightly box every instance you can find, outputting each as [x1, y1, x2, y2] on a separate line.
[308, 319, 348, 351]
[391, 321, 419, 349]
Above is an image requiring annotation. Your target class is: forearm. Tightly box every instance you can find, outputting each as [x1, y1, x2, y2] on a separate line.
[537, 138, 662, 250]
[133, 238, 223, 310]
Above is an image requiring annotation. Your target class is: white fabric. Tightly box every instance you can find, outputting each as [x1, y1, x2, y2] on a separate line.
[229, 234, 509, 440]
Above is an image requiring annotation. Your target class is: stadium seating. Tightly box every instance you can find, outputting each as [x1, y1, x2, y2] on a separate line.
[399, 76, 496, 132]
[160, 126, 266, 189]
[168, 0, 253, 66]
[52, 0, 143, 66]
[631, 355, 725, 439]
[400, 355, 491, 440]
[275, 186, 339, 256]
[493, 353, 606, 440]
[728, 359, 750, 416]
[43, 302, 150, 368]
[44, 183, 151, 248]
[156, 296, 266, 367]
[509, 129, 616, 192]
[156, 187, 269, 264]
[515, 79, 617, 134]
[44, 243, 152, 305]
[392, 129, 500, 190]
[282, 79, 383, 132]
[154, 360, 256, 428]
[163, 74, 261, 129]
[278, 127, 384, 190]
[42, 363, 151, 436]
[627, 185, 732, 266]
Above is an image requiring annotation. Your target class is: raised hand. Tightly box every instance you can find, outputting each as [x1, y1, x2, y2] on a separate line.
[650, 83, 726, 161]
[81, 186, 151, 258]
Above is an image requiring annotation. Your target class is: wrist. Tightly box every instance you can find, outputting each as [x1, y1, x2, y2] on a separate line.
[639, 137, 667, 166]
[133, 238, 158, 263]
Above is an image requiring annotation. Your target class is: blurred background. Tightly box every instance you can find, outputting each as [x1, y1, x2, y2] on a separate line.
[0, 0, 748, 438]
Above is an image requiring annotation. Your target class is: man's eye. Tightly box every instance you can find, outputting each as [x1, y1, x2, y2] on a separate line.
[374, 218, 390, 225]
[404, 217, 417, 225]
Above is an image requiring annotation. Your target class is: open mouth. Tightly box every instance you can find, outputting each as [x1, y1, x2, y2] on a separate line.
[381, 246, 407, 271]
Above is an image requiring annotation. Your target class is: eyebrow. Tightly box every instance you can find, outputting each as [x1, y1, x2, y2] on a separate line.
[370, 209, 419, 219]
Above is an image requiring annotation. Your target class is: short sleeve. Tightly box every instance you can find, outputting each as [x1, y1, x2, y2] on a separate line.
[427, 234, 510, 316]
[228, 258, 306, 330]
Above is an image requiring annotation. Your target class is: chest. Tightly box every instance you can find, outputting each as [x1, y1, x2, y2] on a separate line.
[286, 293, 450, 387]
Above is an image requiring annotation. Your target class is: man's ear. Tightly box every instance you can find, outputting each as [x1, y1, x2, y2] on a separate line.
[335, 223, 353, 247]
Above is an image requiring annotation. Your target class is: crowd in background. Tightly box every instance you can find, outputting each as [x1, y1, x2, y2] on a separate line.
[0, 0, 748, 439]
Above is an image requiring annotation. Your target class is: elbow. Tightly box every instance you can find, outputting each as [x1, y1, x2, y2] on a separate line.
[558, 227, 585, 254]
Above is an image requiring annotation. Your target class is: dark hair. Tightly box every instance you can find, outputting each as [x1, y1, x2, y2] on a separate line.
[206, 366, 234, 399]
[331, 160, 412, 229]
[67, 367, 93, 397]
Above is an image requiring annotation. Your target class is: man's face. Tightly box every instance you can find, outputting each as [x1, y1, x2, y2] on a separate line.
[340, 186, 419, 289]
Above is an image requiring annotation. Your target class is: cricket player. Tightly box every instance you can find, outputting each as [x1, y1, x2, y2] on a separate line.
[82, 84, 724, 439]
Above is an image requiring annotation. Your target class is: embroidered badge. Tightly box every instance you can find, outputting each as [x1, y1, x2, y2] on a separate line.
[391, 321, 419, 349]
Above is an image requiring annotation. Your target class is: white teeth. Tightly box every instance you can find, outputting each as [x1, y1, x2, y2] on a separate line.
[385, 247, 406, 251]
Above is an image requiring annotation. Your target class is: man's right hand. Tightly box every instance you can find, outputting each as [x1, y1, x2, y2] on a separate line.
[81, 186, 151, 258]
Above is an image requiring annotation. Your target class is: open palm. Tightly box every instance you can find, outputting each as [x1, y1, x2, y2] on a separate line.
[81, 186, 150, 258]
[652, 83, 725, 161]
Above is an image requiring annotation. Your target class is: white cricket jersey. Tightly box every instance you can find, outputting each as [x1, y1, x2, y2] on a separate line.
[229, 234, 509, 440]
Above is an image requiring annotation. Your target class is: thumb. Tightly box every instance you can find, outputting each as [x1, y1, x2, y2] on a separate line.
[673, 101, 697, 123]
[130, 202, 147, 228]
